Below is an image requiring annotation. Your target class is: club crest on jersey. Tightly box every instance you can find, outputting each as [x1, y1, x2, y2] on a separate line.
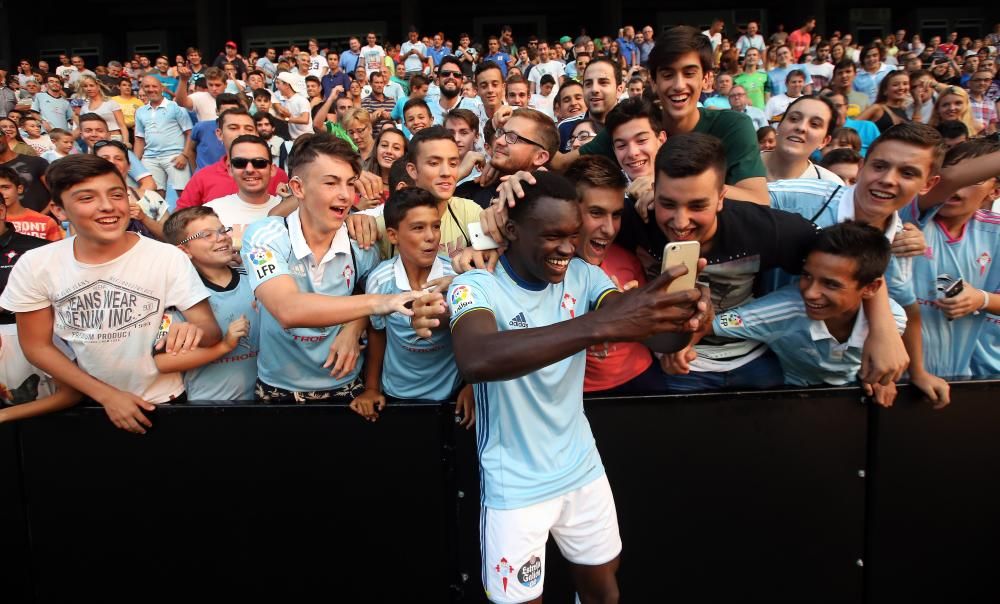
[495, 557, 514, 593]
[979, 252, 991, 276]
[561, 293, 577, 318]
[343, 264, 354, 290]
[249, 247, 277, 279]
[4, 250, 17, 263]
[450, 285, 474, 312]
[717, 310, 743, 328]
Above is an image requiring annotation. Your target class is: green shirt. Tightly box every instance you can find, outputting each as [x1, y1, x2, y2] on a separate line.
[734, 71, 769, 109]
[580, 107, 766, 185]
[325, 121, 359, 151]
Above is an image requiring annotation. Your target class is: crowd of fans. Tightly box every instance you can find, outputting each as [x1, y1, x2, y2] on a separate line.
[0, 18, 998, 603]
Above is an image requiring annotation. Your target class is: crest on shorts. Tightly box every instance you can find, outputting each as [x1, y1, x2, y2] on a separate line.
[495, 557, 514, 593]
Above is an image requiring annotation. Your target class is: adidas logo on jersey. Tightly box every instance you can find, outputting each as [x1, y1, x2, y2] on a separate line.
[508, 312, 528, 328]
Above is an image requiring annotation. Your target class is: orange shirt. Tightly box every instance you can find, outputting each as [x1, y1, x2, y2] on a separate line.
[7, 208, 65, 242]
[584, 244, 654, 392]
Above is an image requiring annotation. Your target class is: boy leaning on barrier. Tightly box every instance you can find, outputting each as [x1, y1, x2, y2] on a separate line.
[156, 206, 259, 402]
[353, 186, 474, 423]
[710, 221, 907, 406]
[0, 154, 222, 434]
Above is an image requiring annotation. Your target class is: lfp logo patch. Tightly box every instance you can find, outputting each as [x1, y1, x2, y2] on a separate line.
[249, 247, 274, 266]
[249, 247, 277, 279]
[717, 310, 743, 328]
[450, 285, 475, 313]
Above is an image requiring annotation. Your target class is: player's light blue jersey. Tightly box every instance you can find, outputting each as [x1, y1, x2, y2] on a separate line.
[182, 268, 259, 401]
[901, 204, 1000, 377]
[366, 254, 460, 401]
[713, 285, 907, 386]
[768, 180, 916, 306]
[971, 312, 1000, 377]
[448, 255, 617, 510]
[242, 211, 380, 392]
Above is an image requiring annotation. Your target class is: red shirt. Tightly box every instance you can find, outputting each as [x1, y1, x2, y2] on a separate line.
[787, 30, 811, 61]
[176, 159, 289, 209]
[584, 244, 654, 392]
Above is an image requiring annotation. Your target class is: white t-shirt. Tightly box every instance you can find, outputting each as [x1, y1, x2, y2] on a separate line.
[188, 91, 218, 122]
[205, 193, 282, 249]
[280, 93, 313, 140]
[83, 99, 123, 133]
[361, 45, 386, 76]
[527, 61, 565, 95]
[0, 235, 210, 403]
[529, 93, 555, 120]
[308, 54, 327, 78]
[805, 62, 834, 88]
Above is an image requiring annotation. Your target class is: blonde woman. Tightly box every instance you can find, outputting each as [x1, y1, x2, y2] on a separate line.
[929, 86, 984, 136]
[342, 107, 375, 162]
[79, 75, 129, 144]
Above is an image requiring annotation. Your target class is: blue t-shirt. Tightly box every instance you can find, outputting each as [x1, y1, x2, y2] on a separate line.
[767, 180, 916, 307]
[321, 71, 352, 100]
[134, 99, 193, 157]
[448, 255, 617, 509]
[190, 120, 225, 171]
[767, 65, 813, 96]
[900, 204, 1000, 377]
[483, 53, 512, 77]
[178, 268, 259, 401]
[366, 255, 460, 400]
[971, 312, 1000, 377]
[242, 211, 381, 392]
[152, 73, 179, 97]
[616, 37, 638, 67]
[427, 46, 449, 68]
[713, 285, 907, 386]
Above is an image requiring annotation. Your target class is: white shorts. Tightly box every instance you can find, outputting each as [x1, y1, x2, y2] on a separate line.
[141, 154, 191, 190]
[481, 473, 621, 604]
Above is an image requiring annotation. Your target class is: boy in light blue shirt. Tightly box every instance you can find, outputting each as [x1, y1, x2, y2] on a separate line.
[241, 134, 420, 403]
[356, 187, 473, 424]
[899, 139, 1000, 379]
[714, 222, 906, 405]
[160, 207, 259, 401]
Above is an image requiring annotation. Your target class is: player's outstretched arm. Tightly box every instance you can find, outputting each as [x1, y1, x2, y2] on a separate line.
[449, 265, 706, 383]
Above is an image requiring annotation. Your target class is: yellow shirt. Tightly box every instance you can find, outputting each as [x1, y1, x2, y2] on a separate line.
[111, 95, 145, 128]
[376, 196, 480, 260]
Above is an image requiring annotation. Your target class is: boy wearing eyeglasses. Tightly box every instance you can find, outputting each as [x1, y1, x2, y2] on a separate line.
[158, 206, 257, 401]
[204, 134, 282, 250]
[0, 155, 222, 434]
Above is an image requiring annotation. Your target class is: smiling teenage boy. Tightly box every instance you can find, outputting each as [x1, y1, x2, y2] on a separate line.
[355, 187, 474, 423]
[241, 134, 420, 403]
[712, 222, 906, 406]
[0, 155, 222, 433]
[555, 26, 768, 205]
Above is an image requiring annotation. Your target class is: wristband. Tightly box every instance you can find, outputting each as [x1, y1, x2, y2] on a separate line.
[976, 290, 990, 315]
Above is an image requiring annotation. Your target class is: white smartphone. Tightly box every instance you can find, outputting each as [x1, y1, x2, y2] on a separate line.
[660, 241, 700, 293]
[468, 222, 500, 251]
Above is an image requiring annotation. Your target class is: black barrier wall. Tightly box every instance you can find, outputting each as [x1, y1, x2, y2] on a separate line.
[2, 381, 997, 603]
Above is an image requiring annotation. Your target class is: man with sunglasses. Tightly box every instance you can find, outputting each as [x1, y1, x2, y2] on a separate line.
[177, 108, 289, 210]
[429, 57, 484, 126]
[205, 135, 282, 250]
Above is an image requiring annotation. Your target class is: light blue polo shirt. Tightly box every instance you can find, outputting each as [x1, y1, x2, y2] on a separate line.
[134, 99, 192, 157]
[366, 254, 460, 401]
[448, 255, 617, 510]
[713, 285, 907, 386]
[242, 210, 381, 392]
[900, 203, 1000, 377]
[767, 179, 916, 307]
[31, 92, 73, 130]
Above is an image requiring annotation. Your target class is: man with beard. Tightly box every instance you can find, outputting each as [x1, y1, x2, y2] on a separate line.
[429, 57, 484, 126]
